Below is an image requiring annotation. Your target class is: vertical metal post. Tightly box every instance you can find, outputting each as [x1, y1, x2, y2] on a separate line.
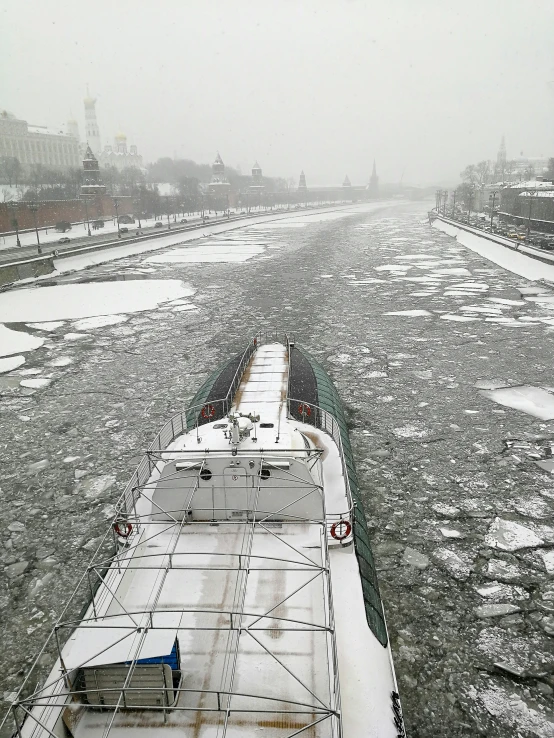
[12, 705, 22, 738]
[54, 626, 69, 687]
[87, 569, 98, 619]
[490, 191, 497, 230]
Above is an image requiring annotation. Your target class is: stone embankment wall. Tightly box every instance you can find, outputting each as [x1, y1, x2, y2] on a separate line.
[0, 196, 132, 233]
[0, 255, 55, 286]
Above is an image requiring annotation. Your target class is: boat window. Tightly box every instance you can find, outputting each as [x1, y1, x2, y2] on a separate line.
[259, 468, 271, 480]
[175, 461, 203, 471]
[200, 468, 212, 481]
[213, 423, 228, 429]
[260, 422, 274, 428]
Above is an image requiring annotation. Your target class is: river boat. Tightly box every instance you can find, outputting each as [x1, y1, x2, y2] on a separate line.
[5, 332, 405, 738]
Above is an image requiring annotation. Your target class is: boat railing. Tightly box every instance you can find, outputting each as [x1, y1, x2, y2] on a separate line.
[120, 330, 291, 518]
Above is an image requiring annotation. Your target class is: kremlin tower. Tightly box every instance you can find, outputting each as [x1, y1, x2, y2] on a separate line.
[81, 145, 106, 196]
[83, 90, 102, 156]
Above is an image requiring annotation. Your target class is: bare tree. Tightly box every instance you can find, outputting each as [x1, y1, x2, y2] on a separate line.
[0, 156, 22, 186]
[460, 164, 478, 184]
[475, 160, 491, 186]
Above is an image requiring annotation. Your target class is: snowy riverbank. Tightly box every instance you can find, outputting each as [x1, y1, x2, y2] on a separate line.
[432, 218, 554, 282]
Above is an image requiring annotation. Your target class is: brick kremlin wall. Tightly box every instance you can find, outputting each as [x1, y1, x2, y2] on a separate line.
[0, 195, 133, 233]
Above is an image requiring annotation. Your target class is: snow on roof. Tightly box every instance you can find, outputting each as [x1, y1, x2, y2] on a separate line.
[28, 125, 66, 137]
[507, 180, 554, 189]
[519, 190, 554, 198]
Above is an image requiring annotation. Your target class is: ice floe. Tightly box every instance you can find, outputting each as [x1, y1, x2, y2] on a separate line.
[63, 333, 92, 342]
[385, 310, 433, 317]
[48, 356, 73, 367]
[0, 325, 44, 357]
[475, 603, 521, 618]
[20, 377, 51, 389]
[433, 548, 473, 580]
[0, 280, 192, 322]
[475, 582, 528, 600]
[145, 243, 265, 263]
[541, 551, 554, 574]
[485, 517, 544, 551]
[440, 314, 478, 322]
[471, 680, 554, 736]
[72, 315, 129, 331]
[0, 355, 25, 373]
[480, 385, 554, 419]
[26, 321, 66, 331]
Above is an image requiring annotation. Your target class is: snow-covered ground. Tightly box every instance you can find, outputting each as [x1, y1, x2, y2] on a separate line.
[0, 215, 208, 251]
[433, 219, 554, 282]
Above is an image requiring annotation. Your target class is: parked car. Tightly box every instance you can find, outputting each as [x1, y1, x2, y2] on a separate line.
[58, 236, 71, 244]
[118, 215, 135, 224]
[154, 221, 163, 228]
[180, 218, 188, 223]
[119, 227, 129, 234]
[92, 219, 104, 229]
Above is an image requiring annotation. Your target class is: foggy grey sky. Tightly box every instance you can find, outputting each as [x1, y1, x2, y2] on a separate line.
[2, 0, 553, 186]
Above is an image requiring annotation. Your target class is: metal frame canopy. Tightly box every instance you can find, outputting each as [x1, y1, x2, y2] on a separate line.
[8, 334, 349, 738]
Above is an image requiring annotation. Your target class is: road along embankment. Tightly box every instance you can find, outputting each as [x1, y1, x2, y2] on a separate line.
[432, 214, 554, 282]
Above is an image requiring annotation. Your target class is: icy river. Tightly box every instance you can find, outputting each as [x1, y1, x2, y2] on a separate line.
[1, 201, 553, 737]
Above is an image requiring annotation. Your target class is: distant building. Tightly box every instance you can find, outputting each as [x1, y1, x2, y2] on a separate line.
[81, 145, 106, 196]
[67, 118, 80, 144]
[207, 152, 231, 209]
[342, 174, 351, 188]
[367, 160, 379, 198]
[84, 93, 102, 156]
[99, 133, 143, 171]
[298, 170, 307, 191]
[495, 135, 507, 178]
[250, 161, 264, 193]
[0, 109, 81, 169]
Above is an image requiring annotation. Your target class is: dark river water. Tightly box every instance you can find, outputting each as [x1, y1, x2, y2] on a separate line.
[1, 202, 553, 737]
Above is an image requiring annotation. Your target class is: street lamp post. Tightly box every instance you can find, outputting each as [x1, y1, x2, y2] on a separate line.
[467, 187, 474, 225]
[7, 202, 21, 247]
[136, 189, 143, 229]
[442, 190, 448, 216]
[113, 197, 121, 237]
[82, 196, 91, 236]
[489, 190, 498, 231]
[527, 192, 536, 237]
[451, 191, 457, 219]
[166, 197, 171, 230]
[28, 202, 41, 254]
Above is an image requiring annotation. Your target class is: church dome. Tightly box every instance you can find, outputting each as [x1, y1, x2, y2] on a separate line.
[115, 131, 127, 141]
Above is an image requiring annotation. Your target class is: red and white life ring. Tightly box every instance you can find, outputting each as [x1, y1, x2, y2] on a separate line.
[201, 404, 216, 419]
[330, 520, 352, 541]
[298, 403, 312, 417]
[114, 521, 133, 538]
